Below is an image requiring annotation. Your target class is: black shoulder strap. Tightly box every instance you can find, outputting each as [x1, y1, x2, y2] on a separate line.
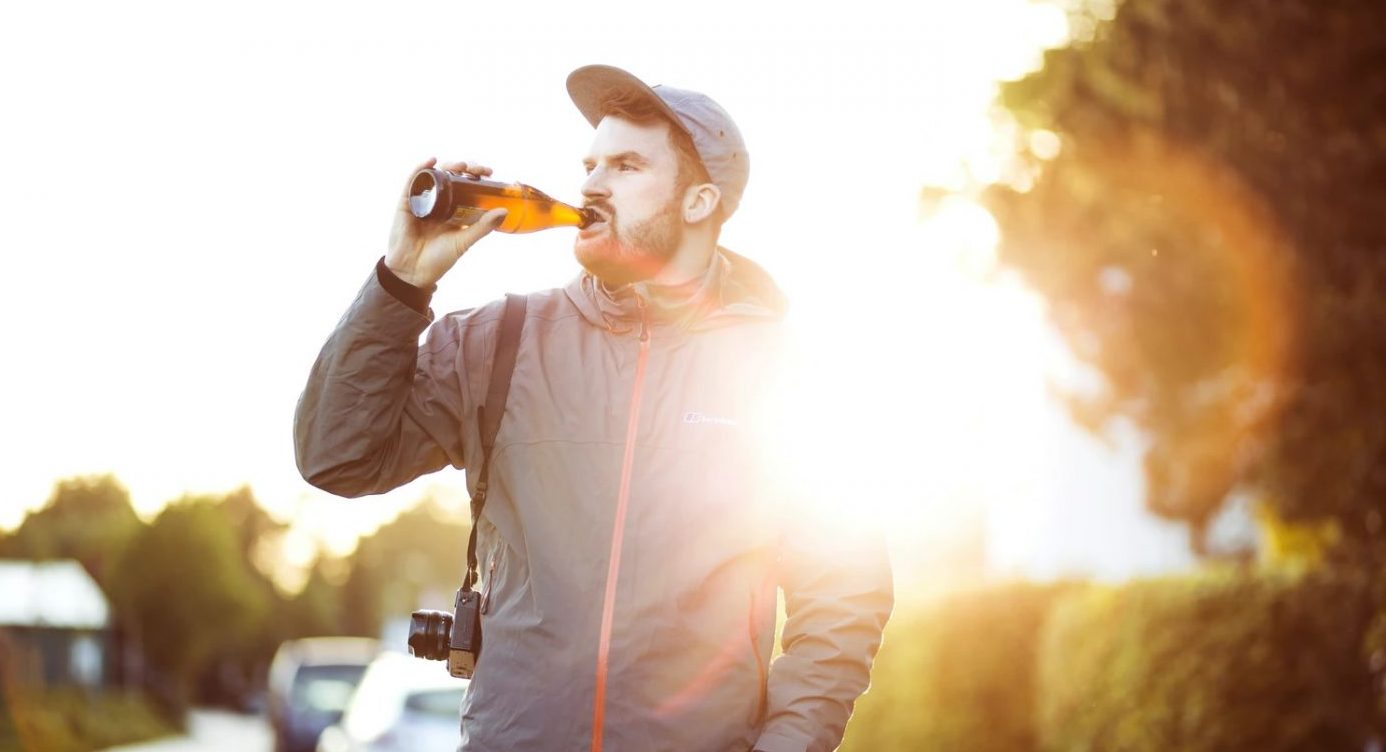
[463, 293, 527, 591]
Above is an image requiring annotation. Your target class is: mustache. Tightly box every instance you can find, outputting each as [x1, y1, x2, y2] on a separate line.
[583, 201, 615, 222]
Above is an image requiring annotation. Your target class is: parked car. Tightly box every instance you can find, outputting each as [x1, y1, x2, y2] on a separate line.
[268, 637, 381, 752]
[315, 651, 469, 752]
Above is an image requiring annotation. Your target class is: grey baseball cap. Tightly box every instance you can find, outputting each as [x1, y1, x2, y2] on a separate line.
[566, 64, 750, 219]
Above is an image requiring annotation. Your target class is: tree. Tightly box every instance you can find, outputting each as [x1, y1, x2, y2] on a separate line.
[985, 0, 1386, 554]
[192, 487, 290, 708]
[215, 485, 287, 572]
[287, 556, 349, 638]
[107, 495, 270, 712]
[339, 497, 470, 639]
[0, 474, 142, 589]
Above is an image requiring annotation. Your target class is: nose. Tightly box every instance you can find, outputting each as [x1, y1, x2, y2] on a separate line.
[581, 167, 610, 203]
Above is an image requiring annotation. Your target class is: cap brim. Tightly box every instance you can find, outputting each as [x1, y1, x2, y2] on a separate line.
[566, 64, 690, 136]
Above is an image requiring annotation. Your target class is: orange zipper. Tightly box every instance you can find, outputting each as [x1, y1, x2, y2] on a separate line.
[591, 299, 650, 752]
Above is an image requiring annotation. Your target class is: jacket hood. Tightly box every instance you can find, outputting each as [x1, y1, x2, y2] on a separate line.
[564, 247, 787, 335]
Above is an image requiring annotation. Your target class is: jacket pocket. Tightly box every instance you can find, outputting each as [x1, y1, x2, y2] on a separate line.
[480, 544, 503, 616]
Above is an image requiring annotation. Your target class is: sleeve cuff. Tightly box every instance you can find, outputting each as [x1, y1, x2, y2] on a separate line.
[375, 257, 435, 315]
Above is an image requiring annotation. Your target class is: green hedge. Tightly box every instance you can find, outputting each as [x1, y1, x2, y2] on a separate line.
[0, 688, 177, 752]
[1037, 569, 1377, 751]
[839, 570, 1379, 750]
[841, 581, 1075, 751]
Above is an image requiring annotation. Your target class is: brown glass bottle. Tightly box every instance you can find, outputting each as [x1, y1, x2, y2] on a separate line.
[407, 168, 596, 234]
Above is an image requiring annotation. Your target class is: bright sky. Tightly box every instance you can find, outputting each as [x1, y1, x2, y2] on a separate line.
[0, 0, 1194, 584]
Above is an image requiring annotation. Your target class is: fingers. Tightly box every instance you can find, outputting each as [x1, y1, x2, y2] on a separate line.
[440, 160, 493, 179]
[401, 156, 493, 181]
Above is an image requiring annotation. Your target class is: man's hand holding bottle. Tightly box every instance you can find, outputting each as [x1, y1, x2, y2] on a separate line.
[385, 158, 509, 289]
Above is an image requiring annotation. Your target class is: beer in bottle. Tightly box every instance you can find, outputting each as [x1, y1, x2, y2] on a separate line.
[407, 168, 596, 234]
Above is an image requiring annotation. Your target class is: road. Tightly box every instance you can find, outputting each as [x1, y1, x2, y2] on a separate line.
[103, 709, 273, 752]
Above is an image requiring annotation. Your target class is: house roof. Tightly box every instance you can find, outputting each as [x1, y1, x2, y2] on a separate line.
[0, 559, 110, 629]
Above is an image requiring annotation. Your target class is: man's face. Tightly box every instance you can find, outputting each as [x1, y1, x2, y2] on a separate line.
[575, 115, 685, 287]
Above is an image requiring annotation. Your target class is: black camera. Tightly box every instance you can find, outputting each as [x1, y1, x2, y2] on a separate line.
[408, 588, 482, 679]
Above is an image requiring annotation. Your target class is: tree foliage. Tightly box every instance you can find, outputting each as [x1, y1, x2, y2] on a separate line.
[287, 557, 349, 638]
[190, 487, 291, 707]
[986, 0, 1386, 550]
[1, 476, 471, 713]
[106, 495, 270, 710]
[1038, 570, 1377, 750]
[841, 583, 1075, 752]
[339, 498, 470, 639]
[0, 475, 142, 589]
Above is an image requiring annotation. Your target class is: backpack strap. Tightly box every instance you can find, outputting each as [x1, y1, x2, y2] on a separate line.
[463, 292, 527, 592]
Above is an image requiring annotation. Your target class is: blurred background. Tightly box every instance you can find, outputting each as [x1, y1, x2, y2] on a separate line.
[2, 0, 1384, 749]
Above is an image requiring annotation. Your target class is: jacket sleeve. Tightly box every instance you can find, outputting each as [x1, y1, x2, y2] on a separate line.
[294, 267, 473, 497]
[754, 508, 894, 752]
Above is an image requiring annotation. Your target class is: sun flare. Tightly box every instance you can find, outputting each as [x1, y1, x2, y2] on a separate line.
[755, 198, 1062, 583]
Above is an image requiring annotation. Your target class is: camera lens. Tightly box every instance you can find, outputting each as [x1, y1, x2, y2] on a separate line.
[408, 609, 453, 661]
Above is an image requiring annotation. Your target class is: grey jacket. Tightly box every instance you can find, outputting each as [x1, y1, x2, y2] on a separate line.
[294, 250, 893, 752]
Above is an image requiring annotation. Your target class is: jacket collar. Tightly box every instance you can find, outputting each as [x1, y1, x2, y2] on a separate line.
[565, 248, 787, 335]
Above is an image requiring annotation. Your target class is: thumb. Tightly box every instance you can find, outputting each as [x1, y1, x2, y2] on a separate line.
[447, 208, 509, 258]
[474, 207, 509, 234]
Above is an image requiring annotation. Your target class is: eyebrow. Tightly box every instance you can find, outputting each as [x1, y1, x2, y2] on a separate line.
[583, 150, 652, 169]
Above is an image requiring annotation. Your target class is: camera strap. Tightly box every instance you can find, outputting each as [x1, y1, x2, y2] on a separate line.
[463, 292, 528, 592]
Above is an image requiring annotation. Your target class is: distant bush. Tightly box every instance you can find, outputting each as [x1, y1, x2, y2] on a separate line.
[1037, 569, 1377, 751]
[841, 581, 1076, 751]
[0, 687, 177, 752]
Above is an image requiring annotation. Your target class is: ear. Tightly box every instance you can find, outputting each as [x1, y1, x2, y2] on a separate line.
[682, 182, 722, 225]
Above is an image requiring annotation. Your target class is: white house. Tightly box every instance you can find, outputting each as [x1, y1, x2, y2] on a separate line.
[0, 559, 111, 686]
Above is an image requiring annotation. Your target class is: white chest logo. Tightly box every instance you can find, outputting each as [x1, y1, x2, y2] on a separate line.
[682, 411, 739, 427]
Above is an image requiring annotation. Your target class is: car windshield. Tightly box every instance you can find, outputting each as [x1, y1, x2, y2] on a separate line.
[291, 664, 367, 713]
[403, 688, 466, 719]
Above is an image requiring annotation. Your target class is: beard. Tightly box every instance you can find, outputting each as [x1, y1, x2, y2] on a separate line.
[574, 197, 683, 287]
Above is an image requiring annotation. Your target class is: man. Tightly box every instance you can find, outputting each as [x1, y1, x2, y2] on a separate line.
[295, 64, 892, 752]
